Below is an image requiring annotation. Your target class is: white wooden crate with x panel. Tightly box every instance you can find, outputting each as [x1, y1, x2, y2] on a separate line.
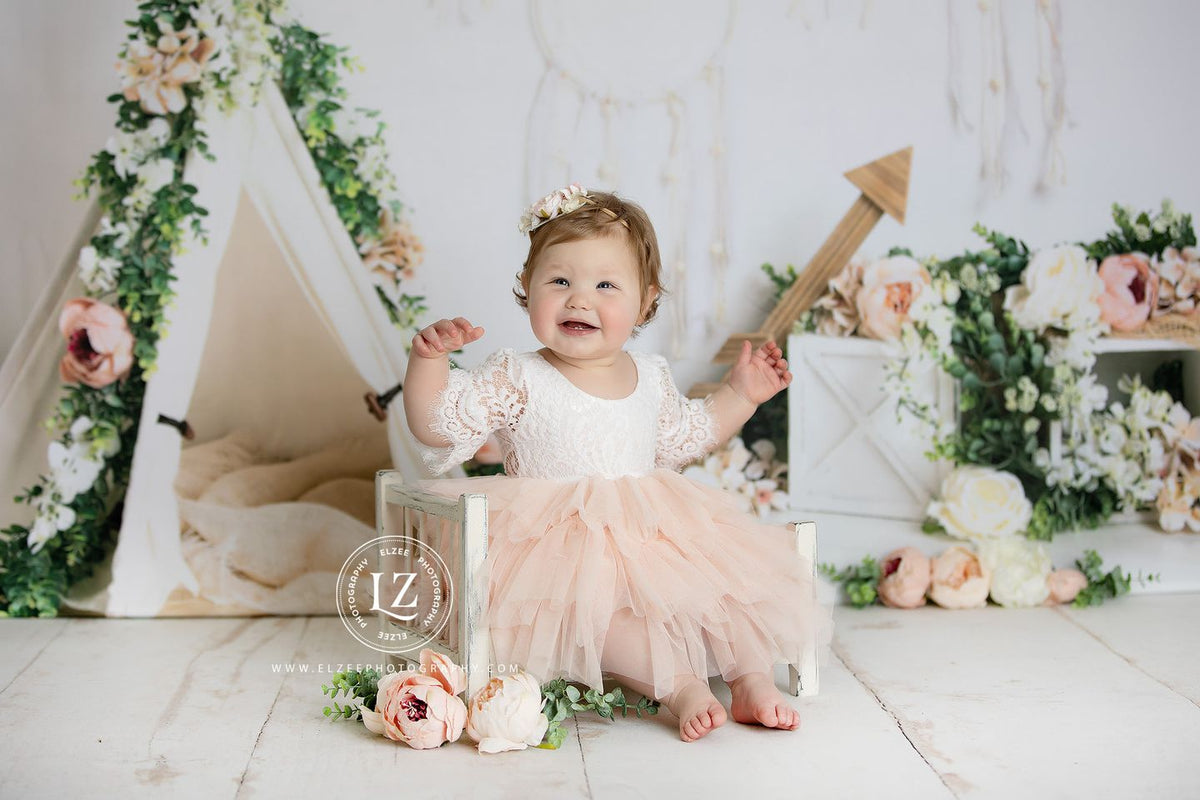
[787, 332, 958, 521]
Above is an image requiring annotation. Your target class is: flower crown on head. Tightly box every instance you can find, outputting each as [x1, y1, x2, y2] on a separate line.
[518, 183, 593, 235]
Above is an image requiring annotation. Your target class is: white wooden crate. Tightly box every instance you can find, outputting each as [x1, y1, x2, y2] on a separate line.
[787, 333, 956, 520]
[788, 332, 1200, 525]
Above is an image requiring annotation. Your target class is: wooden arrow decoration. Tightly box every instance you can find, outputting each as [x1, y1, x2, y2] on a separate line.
[688, 146, 913, 398]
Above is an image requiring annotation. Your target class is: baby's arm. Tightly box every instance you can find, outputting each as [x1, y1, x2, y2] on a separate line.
[708, 339, 792, 446]
[402, 317, 485, 447]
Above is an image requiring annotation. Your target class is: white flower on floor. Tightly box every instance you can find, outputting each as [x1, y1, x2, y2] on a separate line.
[465, 671, 549, 754]
[927, 466, 1032, 541]
[977, 537, 1052, 608]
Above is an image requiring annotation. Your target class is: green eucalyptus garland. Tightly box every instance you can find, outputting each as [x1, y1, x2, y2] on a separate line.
[1, 0, 424, 616]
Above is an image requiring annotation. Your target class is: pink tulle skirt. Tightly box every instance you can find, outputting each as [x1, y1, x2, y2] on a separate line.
[419, 468, 830, 700]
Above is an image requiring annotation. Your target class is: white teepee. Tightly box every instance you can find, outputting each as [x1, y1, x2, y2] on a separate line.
[0, 84, 439, 617]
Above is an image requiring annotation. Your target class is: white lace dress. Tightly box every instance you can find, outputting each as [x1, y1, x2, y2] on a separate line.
[418, 348, 826, 699]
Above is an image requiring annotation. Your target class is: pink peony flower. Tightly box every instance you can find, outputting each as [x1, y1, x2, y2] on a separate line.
[1097, 253, 1159, 331]
[927, 546, 991, 609]
[855, 255, 931, 341]
[59, 298, 134, 388]
[1045, 568, 1088, 605]
[877, 547, 931, 609]
[420, 648, 468, 696]
[374, 673, 467, 749]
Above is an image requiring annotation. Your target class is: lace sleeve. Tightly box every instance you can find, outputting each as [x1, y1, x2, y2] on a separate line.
[417, 348, 527, 475]
[653, 355, 718, 471]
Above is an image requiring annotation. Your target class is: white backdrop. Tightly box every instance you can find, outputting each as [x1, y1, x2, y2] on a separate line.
[3, 0, 1200, 391]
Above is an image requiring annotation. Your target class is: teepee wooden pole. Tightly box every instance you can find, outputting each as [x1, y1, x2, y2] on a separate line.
[688, 146, 913, 399]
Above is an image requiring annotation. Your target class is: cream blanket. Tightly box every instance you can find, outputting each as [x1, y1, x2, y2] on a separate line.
[174, 430, 390, 614]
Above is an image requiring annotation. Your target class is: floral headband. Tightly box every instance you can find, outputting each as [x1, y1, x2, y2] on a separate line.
[518, 183, 594, 235]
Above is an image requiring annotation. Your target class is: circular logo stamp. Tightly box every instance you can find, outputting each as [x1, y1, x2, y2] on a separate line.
[336, 535, 455, 655]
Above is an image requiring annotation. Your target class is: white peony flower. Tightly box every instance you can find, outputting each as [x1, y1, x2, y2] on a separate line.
[977, 537, 1052, 608]
[464, 672, 550, 754]
[1003, 245, 1104, 333]
[927, 466, 1033, 541]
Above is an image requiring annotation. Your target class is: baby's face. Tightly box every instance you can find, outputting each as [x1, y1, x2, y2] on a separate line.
[527, 233, 652, 364]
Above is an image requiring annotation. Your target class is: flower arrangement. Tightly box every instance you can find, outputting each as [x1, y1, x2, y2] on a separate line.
[822, 546, 1154, 610]
[320, 648, 660, 753]
[682, 436, 790, 519]
[794, 200, 1200, 540]
[1, 0, 426, 616]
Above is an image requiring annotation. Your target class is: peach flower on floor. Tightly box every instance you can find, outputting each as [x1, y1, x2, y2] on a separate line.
[421, 648, 468, 696]
[1045, 568, 1088, 605]
[927, 546, 991, 609]
[877, 547, 931, 609]
[465, 671, 550, 754]
[1097, 253, 1159, 331]
[59, 298, 134, 388]
[374, 672, 467, 749]
[855, 255, 932, 341]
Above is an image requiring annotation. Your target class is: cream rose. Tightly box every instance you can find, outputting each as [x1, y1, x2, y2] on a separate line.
[877, 547, 931, 609]
[927, 466, 1033, 541]
[855, 255, 931, 341]
[1003, 244, 1103, 332]
[927, 546, 991, 609]
[977, 538, 1052, 608]
[465, 672, 550, 754]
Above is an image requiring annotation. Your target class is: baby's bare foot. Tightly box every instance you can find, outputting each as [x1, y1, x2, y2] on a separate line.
[664, 678, 727, 742]
[729, 672, 800, 730]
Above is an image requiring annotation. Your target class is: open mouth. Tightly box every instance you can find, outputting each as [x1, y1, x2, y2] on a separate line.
[560, 320, 597, 332]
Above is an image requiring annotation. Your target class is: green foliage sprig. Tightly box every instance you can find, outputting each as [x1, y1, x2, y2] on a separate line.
[1071, 549, 1159, 608]
[819, 557, 881, 608]
[537, 678, 660, 750]
[1086, 201, 1196, 262]
[322, 668, 382, 720]
[761, 262, 799, 300]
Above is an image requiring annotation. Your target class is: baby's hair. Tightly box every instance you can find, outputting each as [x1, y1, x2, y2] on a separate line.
[514, 190, 665, 333]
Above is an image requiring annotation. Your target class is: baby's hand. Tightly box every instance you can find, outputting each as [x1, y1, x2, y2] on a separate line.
[411, 317, 485, 359]
[728, 339, 792, 405]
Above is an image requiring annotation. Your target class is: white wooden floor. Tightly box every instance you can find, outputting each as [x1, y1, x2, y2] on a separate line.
[2, 594, 1198, 799]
